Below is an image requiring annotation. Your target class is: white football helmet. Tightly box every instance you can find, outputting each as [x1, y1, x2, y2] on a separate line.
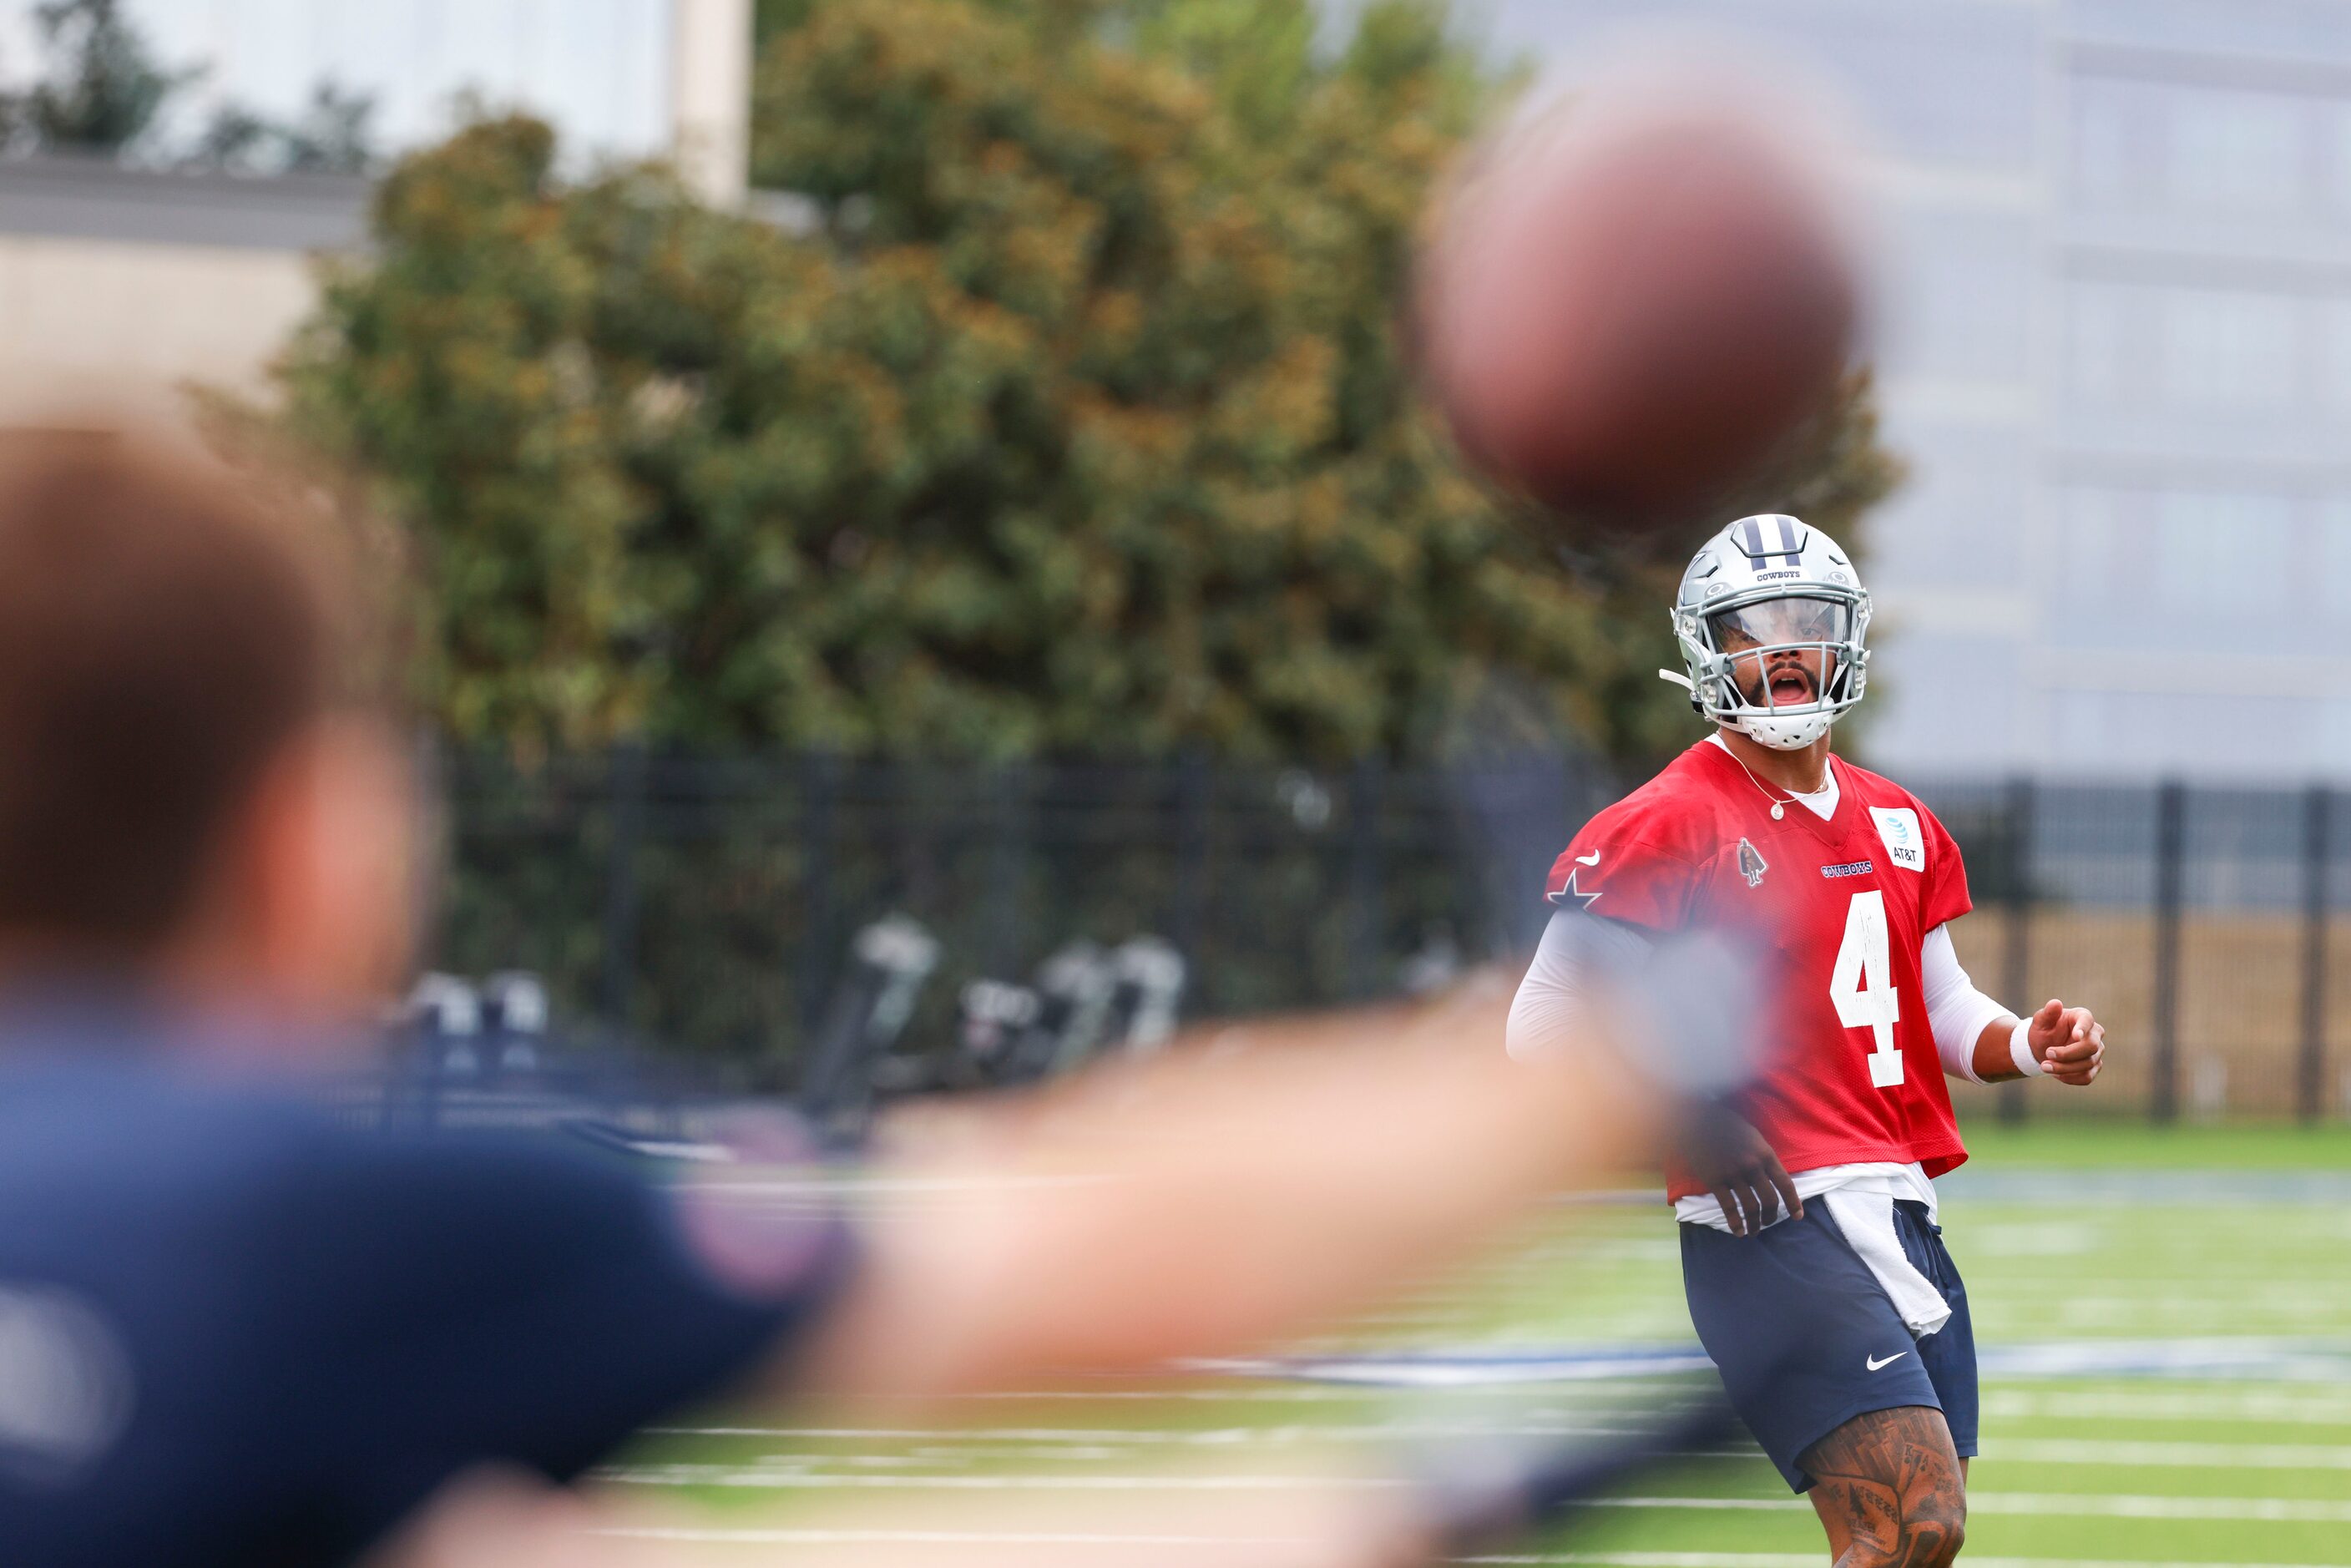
[1666, 513, 1870, 751]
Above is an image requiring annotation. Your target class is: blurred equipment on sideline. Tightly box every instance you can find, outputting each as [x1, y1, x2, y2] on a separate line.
[386, 969, 705, 1147]
[797, 915, 941, 1132]
[865, 930, 1194, 1105]
[365, 923, 1194, 1151]
[1005, 936, 1191, 1081]
[1414, 58, 1861, 524]
[481, 970, 549, 1075]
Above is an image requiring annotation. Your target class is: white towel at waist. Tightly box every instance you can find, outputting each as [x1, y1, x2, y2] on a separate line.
[1818, 1181, 1949, 1338]
[1676, 1161, 1949, 1338]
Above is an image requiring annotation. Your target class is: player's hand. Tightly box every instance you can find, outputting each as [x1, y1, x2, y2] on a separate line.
[2027, 999, 2103, 1086]
[1680, 1104, 1800, 1237]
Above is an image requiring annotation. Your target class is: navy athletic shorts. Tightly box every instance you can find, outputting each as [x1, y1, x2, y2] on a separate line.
[1679, 1198, 1977, 1492]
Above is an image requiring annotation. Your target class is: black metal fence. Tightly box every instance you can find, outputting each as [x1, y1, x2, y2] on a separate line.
[432, 748, 1617, 1089]
[1922, 778, 2351, 1125]
[429, 751, 2351, 1121]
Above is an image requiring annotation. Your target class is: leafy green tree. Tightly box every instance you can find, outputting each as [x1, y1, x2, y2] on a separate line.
[1, 0, 377, 171]
[190, 101, 271, 167]
[755, 0, 821, 43]
[278, 0, 1897, 766]
[200, 79, 378, 175]
[9, 0, 193, 154]
[276, 79, 377, 172]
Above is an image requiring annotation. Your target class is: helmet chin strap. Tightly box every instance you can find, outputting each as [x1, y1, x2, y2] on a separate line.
[1735, 710, 1834, 750]
[1662, 665, 1837, 747]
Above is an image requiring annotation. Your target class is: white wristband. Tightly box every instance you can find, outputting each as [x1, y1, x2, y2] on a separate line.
[2009, 1015, 2038, 1080]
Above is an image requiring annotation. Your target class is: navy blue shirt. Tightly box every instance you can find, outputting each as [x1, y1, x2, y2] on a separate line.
[0, 1012, 850, 1567]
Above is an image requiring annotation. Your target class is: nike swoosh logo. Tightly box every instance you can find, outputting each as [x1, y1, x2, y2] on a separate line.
[1866, 1352, 1909, 1372]
[1575, 852, 1601, 866]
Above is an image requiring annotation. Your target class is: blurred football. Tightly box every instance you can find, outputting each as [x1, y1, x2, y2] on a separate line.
[1414, 72, 1863, 528]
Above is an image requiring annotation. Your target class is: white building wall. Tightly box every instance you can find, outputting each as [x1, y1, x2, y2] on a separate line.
[0, 2, 754, 423]
[0, 157, 368, 427]
[0, 235, 315, 420]
[1471, 0, 2351, 782]
[0, 0, 677, 166]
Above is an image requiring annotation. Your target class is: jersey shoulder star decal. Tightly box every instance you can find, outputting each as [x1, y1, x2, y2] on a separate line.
[1553, 867, 1601, 911]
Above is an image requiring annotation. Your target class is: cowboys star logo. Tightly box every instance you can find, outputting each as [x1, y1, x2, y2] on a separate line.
[1550, 868, 1601, 912]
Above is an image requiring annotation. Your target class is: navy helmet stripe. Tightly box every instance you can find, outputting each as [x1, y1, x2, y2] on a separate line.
[1735, 516, 1805, 571]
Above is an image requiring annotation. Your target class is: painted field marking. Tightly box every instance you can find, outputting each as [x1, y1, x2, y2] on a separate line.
[585, 1530, 2351, 1568]
[1579, 1495, 2351, 1523]
[649, 1426, 2351, 1470]
[681, 1174, 2351, 1207]
[947, 1386, 1398, 1403]
[1967, 1493, 2351, 1523]
[648, 1423, 1649, 1445]
[599, 1469, 2351, 1522]
[1183, 1351, 1714, 1386]
[1984, 1388, 2351, 1426]
[2049, 1295, 2351, 1318]
[1941, 1171, 2351, 1203]
[1191, 1338, 2351, 1388]
[1991, 1437, 2351, 1469]
[1457, 1557, 2351, 1568]
[597, 1542, 1354, 1551]
[603, 1468, 1414, 1491]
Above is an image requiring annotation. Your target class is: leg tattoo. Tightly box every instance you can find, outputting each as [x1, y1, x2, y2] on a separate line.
[1800, 1405, 1966, 1568]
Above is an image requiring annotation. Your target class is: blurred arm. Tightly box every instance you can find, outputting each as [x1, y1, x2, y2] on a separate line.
[368, 1464, 1429, 1568]
[1504, 909, 1654, 1062]
[791, 978, 1673, 1404]
[1509, 912, 1801, 1235]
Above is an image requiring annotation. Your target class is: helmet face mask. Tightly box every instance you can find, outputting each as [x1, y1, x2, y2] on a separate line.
[1671, 516, 1870, 751]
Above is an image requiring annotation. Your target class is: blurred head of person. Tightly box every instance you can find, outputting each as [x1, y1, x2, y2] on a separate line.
[0, 429, 416, 1030]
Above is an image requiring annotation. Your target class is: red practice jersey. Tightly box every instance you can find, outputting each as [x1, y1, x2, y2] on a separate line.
[1546, 741, 1974, 1199]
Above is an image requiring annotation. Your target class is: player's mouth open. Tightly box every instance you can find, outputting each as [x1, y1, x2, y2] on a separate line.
[1767, 669, 1815, 706]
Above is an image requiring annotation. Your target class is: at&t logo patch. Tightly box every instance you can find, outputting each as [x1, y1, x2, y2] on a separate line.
[1870, 807, 1924, 873]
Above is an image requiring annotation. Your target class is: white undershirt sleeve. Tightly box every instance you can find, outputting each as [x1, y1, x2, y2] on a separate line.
[1921, 923, 2014, 1085]
[1506, 910, 1655, 1062]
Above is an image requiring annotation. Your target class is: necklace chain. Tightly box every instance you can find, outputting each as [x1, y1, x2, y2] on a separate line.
[1722, 742, 1831, 822]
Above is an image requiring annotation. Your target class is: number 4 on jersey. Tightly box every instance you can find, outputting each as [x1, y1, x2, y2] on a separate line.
[1829, 889, 1904, 1088]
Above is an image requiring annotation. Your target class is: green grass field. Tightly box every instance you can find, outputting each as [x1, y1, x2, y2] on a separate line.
[605, 1119, 2351, 1564]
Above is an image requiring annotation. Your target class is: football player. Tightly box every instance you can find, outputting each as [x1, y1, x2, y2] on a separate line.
[1505, 513, 2106, 1568]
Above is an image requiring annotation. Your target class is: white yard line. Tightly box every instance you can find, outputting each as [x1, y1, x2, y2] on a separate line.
[944, 1387, 1384, 1403]
[1459, 1557, 2350, 1568]
[1564, 1495, 2351, 1524]
[1595, 1495, 2351, 1525]
[1968, 1494, 2351, 1522]
[1991, 1437, 2351, 1469]
[645, 1424, 1645, 1446]
[585, 1532, 2349, 1568]
[639, 1439, 2351, 1476]
[596, 1526, 1345, 1545]
[602, 1469, 1417, 1491]
[1983, 1389, 2351, 1426]
[598, 1470, 2351, 1522]
[680, 1174, 2351, 1206]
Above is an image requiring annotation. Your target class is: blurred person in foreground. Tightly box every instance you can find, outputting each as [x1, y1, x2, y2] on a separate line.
[1509, 515, 2106, 1568]
[0, 430, 1747, 1568]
